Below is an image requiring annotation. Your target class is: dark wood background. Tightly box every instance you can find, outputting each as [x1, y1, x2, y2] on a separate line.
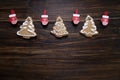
[0, 0, 120, 80]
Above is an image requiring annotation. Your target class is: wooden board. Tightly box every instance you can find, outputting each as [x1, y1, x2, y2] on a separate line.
[0, 0, 120, 80]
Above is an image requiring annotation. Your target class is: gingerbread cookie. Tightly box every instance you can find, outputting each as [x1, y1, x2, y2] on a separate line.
[17, 16, 37, 39]
[51, 16, 69, 38]
[80, 15, 98, 37]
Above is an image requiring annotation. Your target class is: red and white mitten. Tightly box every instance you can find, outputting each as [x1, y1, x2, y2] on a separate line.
[40, 10, 49, 26]
[9, 9, 18, 25]
[72, 9, 80, 25]
[101, 11, 109, 26]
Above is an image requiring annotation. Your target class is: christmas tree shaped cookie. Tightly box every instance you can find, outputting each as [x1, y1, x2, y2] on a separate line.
[80, 15, 98, 37]
[17, 16, 37, 39]
[51, 16, 69, 38]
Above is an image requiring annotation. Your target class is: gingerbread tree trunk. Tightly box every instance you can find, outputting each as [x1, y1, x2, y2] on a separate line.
[80, 15, 98, 37]
[51, 16, 69, 38]
[17, 16, 37, 39]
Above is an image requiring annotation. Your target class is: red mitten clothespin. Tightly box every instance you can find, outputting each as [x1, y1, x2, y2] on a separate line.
[40, 10, 49, 26]
[101, 11, 109, 26]
[72, 9, 80, 25]
[9, 9, 18, 25]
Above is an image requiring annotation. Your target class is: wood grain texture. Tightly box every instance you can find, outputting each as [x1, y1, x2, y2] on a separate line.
[0, 0, 120, 80]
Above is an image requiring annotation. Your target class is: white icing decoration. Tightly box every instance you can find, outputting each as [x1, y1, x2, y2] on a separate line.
[9, 14, 16, 17]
